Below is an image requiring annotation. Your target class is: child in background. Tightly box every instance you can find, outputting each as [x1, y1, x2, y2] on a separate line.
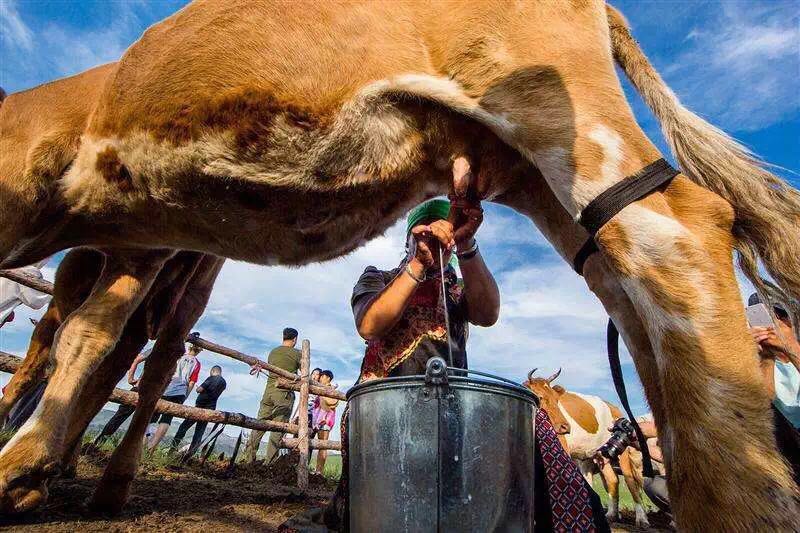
[312, 370, 339, 473]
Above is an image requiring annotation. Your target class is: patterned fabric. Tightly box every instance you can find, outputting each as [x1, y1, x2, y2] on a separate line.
[358, 267, 464, 380]
[536, 408, 596, 532]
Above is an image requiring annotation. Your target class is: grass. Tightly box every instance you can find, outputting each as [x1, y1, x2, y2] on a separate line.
[310, 452, 342, 480]
[592, 476, 657, 512]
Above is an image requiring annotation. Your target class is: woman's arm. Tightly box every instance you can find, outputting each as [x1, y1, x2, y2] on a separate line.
[357, 221, 453, 340]
[126, 353, 147, 385]
[459, 242, 500, 327]
[357, 258, 426, 340]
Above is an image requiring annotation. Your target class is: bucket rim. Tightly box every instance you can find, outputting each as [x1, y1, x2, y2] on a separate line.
[347, 374, 539, 406]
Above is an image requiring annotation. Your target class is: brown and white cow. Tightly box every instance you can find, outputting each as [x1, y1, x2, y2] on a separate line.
[524, 369, 649, 527]
[1, 2, 798, 528]
[0, 66, 224, 513]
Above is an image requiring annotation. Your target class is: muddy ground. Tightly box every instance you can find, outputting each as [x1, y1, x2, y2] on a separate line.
[0, 449, 672, 532]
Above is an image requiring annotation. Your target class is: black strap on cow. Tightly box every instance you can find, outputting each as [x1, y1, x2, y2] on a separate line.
[572, 239, 599, 276]
[607, 320, 655, 478]
[569, 158, 677, 475]
[579, 158, 679, 237]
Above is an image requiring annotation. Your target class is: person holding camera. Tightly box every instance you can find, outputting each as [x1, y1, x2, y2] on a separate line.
[748, 294, 800, 429]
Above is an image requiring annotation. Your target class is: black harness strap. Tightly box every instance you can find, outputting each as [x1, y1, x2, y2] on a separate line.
[607, 320, 655, 478]
[570, 158, 678, 476]
[572, 238, 599, 276]
[579, 158, 679, 237]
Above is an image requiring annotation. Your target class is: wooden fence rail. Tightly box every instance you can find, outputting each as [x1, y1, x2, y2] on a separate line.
[0, 270, 343, 401]
[0, 351, 341, 453]
[1, 267, 347, 488]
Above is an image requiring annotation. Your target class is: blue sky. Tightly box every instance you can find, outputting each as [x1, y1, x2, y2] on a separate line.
[1, 1, 798, 440]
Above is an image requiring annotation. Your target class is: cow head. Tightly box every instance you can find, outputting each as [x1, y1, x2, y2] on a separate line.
[523, 368, 571, 437]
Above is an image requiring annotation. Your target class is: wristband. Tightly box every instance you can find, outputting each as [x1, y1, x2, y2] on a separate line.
[405, 263, 426, 283]
[456, 240, 479, 260]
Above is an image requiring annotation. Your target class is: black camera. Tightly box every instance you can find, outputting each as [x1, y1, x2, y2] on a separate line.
[597, 417, 637, 460]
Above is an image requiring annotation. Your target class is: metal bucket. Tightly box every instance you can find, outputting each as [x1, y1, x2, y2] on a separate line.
[347, 358, 538, 532]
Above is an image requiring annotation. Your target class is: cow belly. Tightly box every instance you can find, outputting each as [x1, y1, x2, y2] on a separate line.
[561, 394, 616, 460]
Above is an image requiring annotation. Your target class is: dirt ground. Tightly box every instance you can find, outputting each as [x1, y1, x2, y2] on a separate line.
[0, 449, 672, 532]
[0, 451, 335, 532]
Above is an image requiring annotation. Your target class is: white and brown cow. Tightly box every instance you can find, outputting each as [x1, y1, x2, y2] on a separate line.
[524, 368, 649, 527]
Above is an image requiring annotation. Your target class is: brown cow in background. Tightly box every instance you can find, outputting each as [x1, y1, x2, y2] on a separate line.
[524, 369, 649, 527]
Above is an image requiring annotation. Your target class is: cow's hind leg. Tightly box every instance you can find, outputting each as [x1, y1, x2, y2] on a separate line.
[475, 18, 800, 525]
[534, 114, 796, 530]
[599, 462, 619, 523]
[60, 305, 149, 471]
[90, 255, 223, 514]
[619, 449, 649, 528]
[0, 249, 172, 514]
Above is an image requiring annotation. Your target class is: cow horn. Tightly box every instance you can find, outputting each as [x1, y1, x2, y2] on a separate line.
[547, 367, 562, 383]
[527, 368, 537, 382]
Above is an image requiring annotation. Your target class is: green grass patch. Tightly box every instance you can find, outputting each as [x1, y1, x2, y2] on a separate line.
[311, 453, 342, 480]
[591, 476, 656, 512]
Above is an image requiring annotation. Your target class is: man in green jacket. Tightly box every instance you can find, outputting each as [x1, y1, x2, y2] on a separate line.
[244, 327, 302, 463]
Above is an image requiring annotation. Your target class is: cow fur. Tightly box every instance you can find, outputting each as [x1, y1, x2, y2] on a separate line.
[0, 1, 798, 529]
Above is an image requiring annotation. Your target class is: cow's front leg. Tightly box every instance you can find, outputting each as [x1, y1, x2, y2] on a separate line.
[0, 248, 172, 514]
[0, 250, 103, 423]
[90, 255, 223, 514]
[60, 306, 149, 469]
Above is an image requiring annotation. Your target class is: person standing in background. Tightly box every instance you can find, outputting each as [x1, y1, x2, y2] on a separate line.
[312, 370, 339, 474]
[244, 327, 301, 463]
[294, 367, 322, 435]
[93, 347, 153, 446]
[748, 294, 800, 428]
[171, 364, 227, 455]
[146, 344, 202, 450]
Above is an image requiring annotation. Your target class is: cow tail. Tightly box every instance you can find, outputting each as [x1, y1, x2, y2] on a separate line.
[607, 5, 800, 302]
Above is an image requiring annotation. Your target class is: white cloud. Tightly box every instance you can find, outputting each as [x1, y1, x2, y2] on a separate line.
[0, 0, 33, 51]
[666, 2, 799, 131]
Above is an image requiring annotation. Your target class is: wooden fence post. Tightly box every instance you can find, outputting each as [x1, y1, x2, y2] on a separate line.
[297, 339, 311, 490]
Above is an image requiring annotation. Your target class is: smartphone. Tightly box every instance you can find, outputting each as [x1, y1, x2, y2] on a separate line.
[746, 303, 775, 328]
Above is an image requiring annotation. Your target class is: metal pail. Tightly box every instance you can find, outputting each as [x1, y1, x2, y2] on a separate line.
[347, 359, 538, 532]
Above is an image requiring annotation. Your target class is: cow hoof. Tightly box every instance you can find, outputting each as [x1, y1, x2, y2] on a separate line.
[88, 475, 133, 515]
[0, 462, 59, 514]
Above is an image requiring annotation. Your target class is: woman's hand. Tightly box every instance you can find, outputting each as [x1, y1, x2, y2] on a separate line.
[448, 197, 484, 249]
[410, 219, 454, 269]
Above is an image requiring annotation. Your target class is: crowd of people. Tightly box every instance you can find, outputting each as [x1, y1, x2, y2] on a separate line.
[86, 325, 340, 470]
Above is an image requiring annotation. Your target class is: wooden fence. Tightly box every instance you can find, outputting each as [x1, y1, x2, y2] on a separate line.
[0, 269, 344, 489]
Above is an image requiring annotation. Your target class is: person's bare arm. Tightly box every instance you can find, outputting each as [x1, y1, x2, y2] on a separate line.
[459, 243, 499, 326]
[126, 354, 147, 385]
[186, 381, 196, 396]
[357, 221, 453, 340]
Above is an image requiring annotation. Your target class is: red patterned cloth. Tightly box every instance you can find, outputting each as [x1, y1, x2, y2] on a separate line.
[359, 269, 464, 380]
[536, 408, 596, 532]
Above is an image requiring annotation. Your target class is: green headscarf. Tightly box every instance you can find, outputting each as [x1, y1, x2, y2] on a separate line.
[405, 199, 458, 268]
[406, 199, 451, 233]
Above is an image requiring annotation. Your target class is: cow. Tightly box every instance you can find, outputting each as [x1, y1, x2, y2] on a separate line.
[0, 2, 798, 529]
[524, 368, 649, 527]
[0, 66, 224, 513]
